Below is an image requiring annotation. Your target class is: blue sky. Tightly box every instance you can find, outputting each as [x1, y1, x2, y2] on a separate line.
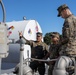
[0, 0, 76, 36]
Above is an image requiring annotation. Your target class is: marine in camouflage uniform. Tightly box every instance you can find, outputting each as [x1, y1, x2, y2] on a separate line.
[19, 32, 49, 75]
[48, 32, 68, 75]
[53, 4, 76, 75]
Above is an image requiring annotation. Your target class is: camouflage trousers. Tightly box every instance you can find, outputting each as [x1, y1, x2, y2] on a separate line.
[48, 65, 54, 75]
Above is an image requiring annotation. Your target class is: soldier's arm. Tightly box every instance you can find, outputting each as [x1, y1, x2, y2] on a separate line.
[61, 19, 71, 45]
[43, 43, 50, 59]
[60, 38, 69, 46]
[18, 31, 33, 45]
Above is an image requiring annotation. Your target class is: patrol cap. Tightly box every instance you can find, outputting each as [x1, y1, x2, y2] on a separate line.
[51, 32, 60, 39]
[36, 32, 42, 37]
[57, 4, 69, 17]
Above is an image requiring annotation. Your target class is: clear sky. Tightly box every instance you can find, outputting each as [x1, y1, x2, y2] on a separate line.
[0, 0, 76, 36]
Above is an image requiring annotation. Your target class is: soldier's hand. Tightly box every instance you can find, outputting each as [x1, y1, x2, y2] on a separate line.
[18, 31, 23, 37]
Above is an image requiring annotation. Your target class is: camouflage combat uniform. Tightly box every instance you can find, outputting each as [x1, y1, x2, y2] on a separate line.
[48, 37, 69, 75]
[52, 4, 76, 75]
[60, 14, 76, 57]
[58, 14, 76, 75]
[26, 40, 49, 75]
[25, 40, 48, 58]
[48, 44, 60, 75]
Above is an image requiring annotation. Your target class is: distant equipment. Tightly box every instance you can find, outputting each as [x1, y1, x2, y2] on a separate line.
[23, 16, 26, 20]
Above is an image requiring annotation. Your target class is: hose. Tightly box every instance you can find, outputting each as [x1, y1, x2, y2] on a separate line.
[24, 58, 57, 62]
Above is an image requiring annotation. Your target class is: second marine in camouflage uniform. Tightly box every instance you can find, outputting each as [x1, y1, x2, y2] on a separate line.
[48, 32, 68, 75]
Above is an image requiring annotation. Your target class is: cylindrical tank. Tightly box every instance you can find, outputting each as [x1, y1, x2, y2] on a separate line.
[2, 19, 43, 74]
[6, 19, 42, 60]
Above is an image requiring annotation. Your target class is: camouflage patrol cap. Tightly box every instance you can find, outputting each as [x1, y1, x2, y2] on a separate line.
[36, 32, 42, 36]
[57, 4, 69, 17]
[51, 32, 60, 39]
